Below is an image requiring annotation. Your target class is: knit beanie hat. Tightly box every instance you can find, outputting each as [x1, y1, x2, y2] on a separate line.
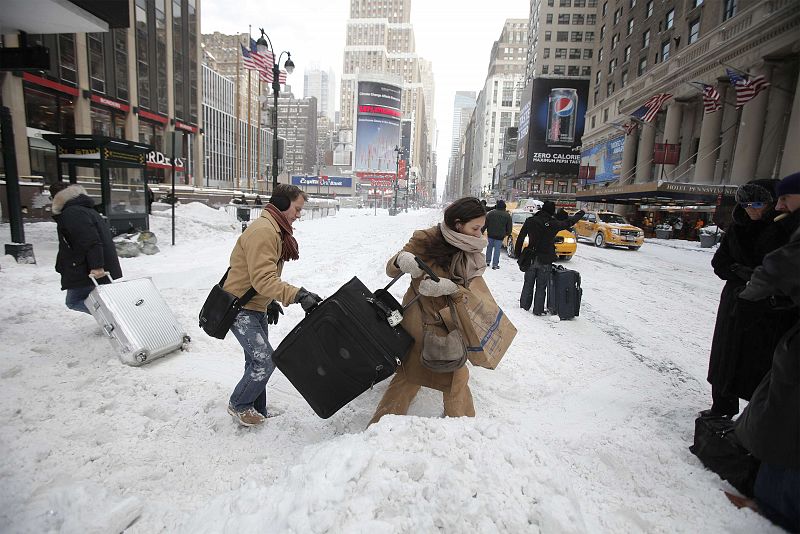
[495, 199, 506, 210]
[735, 180, 776, 204]
[776, 172, 800, 197]
[541, 201, 556, 215]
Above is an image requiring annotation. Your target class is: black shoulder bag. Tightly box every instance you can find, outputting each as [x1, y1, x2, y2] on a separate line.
[198, 268, 257, 339]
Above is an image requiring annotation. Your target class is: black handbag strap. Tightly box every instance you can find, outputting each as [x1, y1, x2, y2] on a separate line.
[219, 267, 258, 306]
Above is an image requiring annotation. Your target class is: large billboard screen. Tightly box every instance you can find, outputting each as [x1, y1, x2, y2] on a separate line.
[515, 78, 589, 175]
[580, 135, 624, 183]
[354, 81, 402, 174]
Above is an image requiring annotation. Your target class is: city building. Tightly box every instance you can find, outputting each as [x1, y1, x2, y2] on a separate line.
[524, 0, 598, 84]
[579, 0, 800, 215]
[2, 0, 203, 186]
[444, 91, 476, 200]
[303, 67, 336, 122]
[339, 0, 436, 201]
[277, 91, 318, 176]
[465, 19, 528, 197]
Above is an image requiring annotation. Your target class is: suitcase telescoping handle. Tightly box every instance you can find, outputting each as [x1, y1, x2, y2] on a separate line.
[89, 272, 114, 286]
[384, 255, 440, 291]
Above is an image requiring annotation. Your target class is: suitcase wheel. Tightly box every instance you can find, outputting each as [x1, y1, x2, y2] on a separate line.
[181, 335, 192, 351]
[135, 351, 148, 363]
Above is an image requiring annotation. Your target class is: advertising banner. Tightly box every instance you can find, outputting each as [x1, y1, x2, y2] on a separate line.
[291, 176, 353, 188]
[514, 81, 533, 176]
[516, 78, 589, 175]
[354, 81, 402, 174]
[579, 135, 624, 183]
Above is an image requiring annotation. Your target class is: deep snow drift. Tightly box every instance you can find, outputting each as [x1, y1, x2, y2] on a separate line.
[0, 204, 779, 533]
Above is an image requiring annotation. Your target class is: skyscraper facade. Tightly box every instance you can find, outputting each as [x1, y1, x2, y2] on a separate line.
[303, 67, 336, 122]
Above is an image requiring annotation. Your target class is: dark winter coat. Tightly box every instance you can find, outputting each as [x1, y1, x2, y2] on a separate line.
[52, 185, 122, 290]
[736, 227, 800, 468]
[482, 208, 513, 240]
[707, 205, 799, 401]
[515, 209, 585, 264]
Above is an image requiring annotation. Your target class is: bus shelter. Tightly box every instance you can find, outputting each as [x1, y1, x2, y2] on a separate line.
[44, 135, 153, 236]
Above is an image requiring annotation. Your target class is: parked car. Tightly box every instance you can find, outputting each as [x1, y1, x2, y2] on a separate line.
[504, 209, 578, 261]
[574, 211, 645, 250]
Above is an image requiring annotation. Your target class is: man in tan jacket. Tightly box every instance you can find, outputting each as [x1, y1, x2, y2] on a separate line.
[223, 184, 322, 427]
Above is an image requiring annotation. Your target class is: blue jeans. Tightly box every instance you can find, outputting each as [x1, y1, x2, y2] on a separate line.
[754, 463, 800, 532]
[485, 237, 503, 268]
[229, 309, 276, 417]
[520, 258, 551, 313]
[65, 285, 93, 314]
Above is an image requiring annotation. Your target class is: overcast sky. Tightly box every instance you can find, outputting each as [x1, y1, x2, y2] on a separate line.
[201, 0, 529, 193]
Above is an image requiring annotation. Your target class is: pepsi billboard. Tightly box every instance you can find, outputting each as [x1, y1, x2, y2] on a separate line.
[515, 78, 589, 175]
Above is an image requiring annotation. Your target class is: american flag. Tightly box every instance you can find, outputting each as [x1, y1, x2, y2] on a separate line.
[701, 84, 722, 113]
[726, 68, 769, 107]
[623, 121, 637, 135]
[631, 93, 673, 123]
[240, 44, 258, 71]
[241, 39, 287, 84]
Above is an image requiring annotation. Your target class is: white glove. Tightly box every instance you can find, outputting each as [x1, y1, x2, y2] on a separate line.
[418, 277, 459, 297]
[395, 251, 424, 278]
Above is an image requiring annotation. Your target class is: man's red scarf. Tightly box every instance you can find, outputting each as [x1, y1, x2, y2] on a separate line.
[264, 203, 299, 261]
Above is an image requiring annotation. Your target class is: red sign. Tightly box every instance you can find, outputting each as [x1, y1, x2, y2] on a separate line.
[23, 73, 79, 96]
[90, 94, 130, 112]
[138, 109, 169, 124]
[653, 143, 680, 165]
[356, 171, 396, 188]
[358, 105, 402, 118]
[175, 120, 198, 134]
[578, 165, 596, 180]
[398, 159, 407, 179]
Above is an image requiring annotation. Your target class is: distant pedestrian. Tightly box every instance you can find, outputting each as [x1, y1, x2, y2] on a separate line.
[50, 182, 122, 314]
[515, 201, 584, 315]
[254, 195, 263, 206]
[482, 199, 511, 270]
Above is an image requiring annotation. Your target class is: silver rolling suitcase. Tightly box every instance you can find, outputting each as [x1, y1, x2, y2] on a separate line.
[85, 275, 190, 366]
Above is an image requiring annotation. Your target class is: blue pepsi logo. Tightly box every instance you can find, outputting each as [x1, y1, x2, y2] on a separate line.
[554, 97, 574, 117]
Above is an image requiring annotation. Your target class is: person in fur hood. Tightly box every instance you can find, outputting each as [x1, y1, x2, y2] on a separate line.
[49, 182, 122, 314]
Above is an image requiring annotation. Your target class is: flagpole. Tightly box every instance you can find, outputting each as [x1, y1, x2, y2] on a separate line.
[234, 38, 241, 191]
[256, 78, 262, 192]
[246, 25, 252, 193]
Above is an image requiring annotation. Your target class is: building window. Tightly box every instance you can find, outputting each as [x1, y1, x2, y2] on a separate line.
[623, 45, 631, 63]
[642, 30, 650, 49]
[621, 70, 629, 87]
[593, 90, 599, 105]
[608, 58, 617, 74]
[570, 48, 581, 59]
[661, 41, 670, 61]
[558, 14, 570, 24]
[630, 0, 636, 6]
[665, 9, 674, 30]
[172, 0, 184, 119]
[600, 25, 606, 40]
[113, 29, 129, 101]
[571, 32, 583, 42]
[585, 31, 594, 42]
[546, 13, 553, 23]
[627, 19, 634, 35]
[560, 0, 571, 6]
[24, 84, 75, 135]
[581, 66, 592, 76]
[548, 0, 554, 5]
[693, 0, 704, 6]
[568, 66, 580, 76]
[557, 31, 569, 41]
[155, 0, 168, 114]
[542, 65, 550, 74]
[135, 0, 149, 108]
[543, 48, 551, 58]
[689, 19, 701, 44]
[638, 56, 647, 75]
[556, 48, 567, 59]
[603, 108, 609, 121]
[602, 1, 608, 16]
[545, 31, 552, 41]
[646, 0, 654, 17]
[611, 34, 619, 49]
[574, 0, 586, 6]
[591, 115, 596, 129]
[58, 34, 77, 84]
[723, 0, 737, 19]
[614, 8, 623, 25]
[554, 65, 566, 75]
[595, 70, 601, 85]
[87, 33, 105, 93]
[572, 14, 585, 25]
[598, 48, 604, 62]
[583, 48, 593, 59]
[587, 14, 596, 25]
[91, 105, 126, 138]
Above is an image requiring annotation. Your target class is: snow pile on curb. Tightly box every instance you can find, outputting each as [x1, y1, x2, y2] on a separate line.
[150, 202, 239, 238]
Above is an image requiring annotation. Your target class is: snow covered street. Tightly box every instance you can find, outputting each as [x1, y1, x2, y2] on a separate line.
[0, 205, 780, 533]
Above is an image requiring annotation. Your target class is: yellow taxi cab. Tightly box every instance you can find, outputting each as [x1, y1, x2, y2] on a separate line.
[574, 211, 645, 250]
[503, 209, 578, 261]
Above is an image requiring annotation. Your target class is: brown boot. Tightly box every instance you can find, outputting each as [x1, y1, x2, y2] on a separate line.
[227, 405, 266, 427]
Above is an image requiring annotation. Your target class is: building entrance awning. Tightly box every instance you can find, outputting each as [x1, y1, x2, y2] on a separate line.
[576, 181, 737, 206]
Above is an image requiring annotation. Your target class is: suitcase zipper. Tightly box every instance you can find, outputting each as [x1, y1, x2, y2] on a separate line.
[334, 298, 406, 370]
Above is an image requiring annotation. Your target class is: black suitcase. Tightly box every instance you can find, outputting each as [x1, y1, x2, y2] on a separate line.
[547, 265, 582, 320]
[272, 276, 414, 418]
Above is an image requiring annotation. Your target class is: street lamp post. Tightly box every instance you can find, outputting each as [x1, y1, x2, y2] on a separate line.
[256, 28, 295, 192]
[392, 145, 402, 216]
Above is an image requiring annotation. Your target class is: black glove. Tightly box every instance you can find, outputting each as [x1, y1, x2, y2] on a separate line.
[730, 263, 754, 281]
[295, 288, 322, 312]
[266, 301, 283, 325]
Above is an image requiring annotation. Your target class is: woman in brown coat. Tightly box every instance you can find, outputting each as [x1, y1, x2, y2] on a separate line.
[369, 197, 488, 424]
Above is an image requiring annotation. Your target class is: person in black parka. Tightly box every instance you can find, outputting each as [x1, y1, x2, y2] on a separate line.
[734, 225, 800, 533]
[50, 182, 123, 314]
[515, 201, 584, 314]
[706, 179, 799, 416]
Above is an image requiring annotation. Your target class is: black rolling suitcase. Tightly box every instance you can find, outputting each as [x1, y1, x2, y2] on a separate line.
[272, 271, 418, 418]
[547, 265, 582, 320]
